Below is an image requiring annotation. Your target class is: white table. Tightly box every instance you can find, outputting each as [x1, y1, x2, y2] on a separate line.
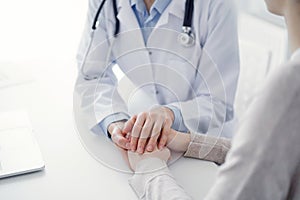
[0, 61, 218, 199]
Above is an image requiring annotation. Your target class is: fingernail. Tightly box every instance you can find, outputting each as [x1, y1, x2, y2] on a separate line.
[159, 145, 163, 150]
[131, 144, 135, 151]
[126, 143, 131, 149]
[138, 147, 143, 154]
[147, 145, 153, 151]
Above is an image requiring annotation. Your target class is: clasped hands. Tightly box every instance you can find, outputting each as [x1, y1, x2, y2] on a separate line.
[108, 106, 186, 171]
[108, 106, 175, 154]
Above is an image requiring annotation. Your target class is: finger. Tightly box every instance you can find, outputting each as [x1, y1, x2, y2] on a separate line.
[130, 112, 147, 151]
[123, 115, 137, 134]
[146, 134, 159, 152]
[130, 136, 138, 152]
[112, 129, 130, 150]
[146, 120, 163, 152]
[137, 118, 154, 154]
[140, 117, 154, 139]
[131, 112, 147, 138]
[137, 138, 148, 154]
[137, 120, 153, 154]
[125, 132, 131, 140]
[158, 134, 168, 150]
[159, 118, 172, 149]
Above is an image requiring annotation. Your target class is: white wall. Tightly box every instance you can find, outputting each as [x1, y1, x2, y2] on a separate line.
[0, 0, 87, 62]
[236, 0, 285, 27]
[234, 1, 287, 118]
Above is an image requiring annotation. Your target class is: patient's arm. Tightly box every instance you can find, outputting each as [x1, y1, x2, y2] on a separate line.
[167, 130, 231, 165]
[128, 148, 192, 200]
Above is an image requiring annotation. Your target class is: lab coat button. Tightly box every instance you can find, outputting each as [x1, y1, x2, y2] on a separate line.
[156, 90, 159, 94]
[148, 51, 152, 55]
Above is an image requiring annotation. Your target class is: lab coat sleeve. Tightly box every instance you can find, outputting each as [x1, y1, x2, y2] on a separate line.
[97, 112, 130, 138]
[75, 0, 129, 136]
[170, 0, 240, 138]
[164, 105, 189, 132]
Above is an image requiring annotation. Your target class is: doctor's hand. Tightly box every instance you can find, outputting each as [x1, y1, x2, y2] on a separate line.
[123, 106, 174, 154]
[108, 121, 131, 150]
[128, 146, 171, 171]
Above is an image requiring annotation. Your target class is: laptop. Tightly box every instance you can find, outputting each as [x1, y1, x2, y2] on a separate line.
[0, 111, 45, 179]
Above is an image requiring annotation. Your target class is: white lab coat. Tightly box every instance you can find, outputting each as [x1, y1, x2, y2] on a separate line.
[75, 0, 240, 138]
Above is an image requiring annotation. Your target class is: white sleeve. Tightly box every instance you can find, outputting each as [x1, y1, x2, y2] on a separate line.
[129, 158, 193, 200]
[75, 0, 128, 132]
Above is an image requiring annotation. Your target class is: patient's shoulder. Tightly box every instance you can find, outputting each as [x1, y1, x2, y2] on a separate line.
[262, 60, 300, 99]
[272, 60, 300, 83]
[280, 60, 300, 82]
[285, 59, 300, 71]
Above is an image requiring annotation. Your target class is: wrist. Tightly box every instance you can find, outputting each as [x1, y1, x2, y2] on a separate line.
[167, 130, 191, 152]
[135, 157, 168, 173]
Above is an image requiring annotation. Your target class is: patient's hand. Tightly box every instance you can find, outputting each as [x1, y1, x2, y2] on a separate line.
[128, 147, 171, 171]
[166, 129, 191, 153]
[108, 121, 131, 150]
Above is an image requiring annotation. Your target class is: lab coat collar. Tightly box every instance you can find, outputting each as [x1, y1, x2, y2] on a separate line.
[291, 48, 300, 61]
[156, 0, 185, 27]
[117, 0, 185, 28]
[130, 0, 146, 13]
[168, 0, 185, 19]
[152, 0, 172, 15]
[116, 1, 140, 30]
[130, 0, 171, 14]
[116, 0, 144, 39]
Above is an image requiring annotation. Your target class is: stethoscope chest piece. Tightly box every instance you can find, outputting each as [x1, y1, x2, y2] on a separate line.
[178, 27, 195, 47]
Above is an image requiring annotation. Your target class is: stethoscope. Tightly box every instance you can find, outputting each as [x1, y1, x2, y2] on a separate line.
[80, 0, 195, 80]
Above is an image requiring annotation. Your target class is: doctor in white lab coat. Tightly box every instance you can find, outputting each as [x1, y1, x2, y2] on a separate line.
[75, 0, 240, 154]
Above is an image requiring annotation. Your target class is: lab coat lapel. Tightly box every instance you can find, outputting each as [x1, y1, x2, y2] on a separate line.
[116, 0, 145, 48]
[155, 0, 185, 28]
[115, 0, 153, 67]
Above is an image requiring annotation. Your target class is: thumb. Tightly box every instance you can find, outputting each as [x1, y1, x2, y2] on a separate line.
[112, 128, 131, 150]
